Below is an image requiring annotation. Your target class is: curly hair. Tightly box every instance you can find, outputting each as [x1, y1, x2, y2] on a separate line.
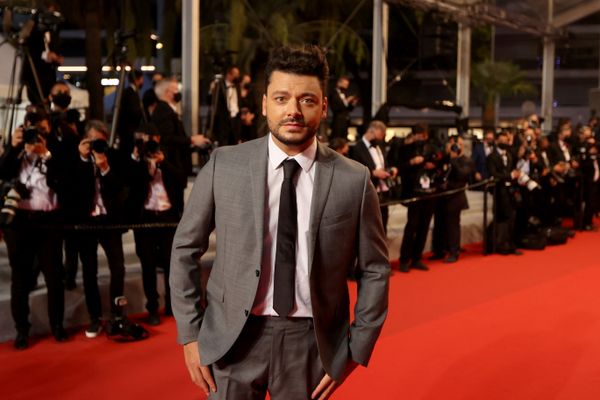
[264, 44, 329, 92]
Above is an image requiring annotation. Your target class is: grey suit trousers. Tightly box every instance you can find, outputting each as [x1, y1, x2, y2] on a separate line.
[209, 316, 324, 400]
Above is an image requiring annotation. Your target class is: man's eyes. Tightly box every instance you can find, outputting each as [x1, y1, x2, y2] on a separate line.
[273, 97, 316, 104]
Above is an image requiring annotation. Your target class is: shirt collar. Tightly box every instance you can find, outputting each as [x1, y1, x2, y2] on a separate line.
[268, 133, 317, 173]
[362, 135, 373, 148]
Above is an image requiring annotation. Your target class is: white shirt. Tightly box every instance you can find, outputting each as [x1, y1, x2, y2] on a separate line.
[559, 140, 571, 162]
[226, 82, 239, 118]
[362, 136, 388, 193]
[336, 88, 349, 107]
[484, 142, 493, 157]
[251, 134, 317, 317]
[144, 166, 172, 211]
[18, 154, 58, 212]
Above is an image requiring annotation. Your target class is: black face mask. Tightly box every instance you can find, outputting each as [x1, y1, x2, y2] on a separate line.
[498, 143, 511, 150]
[52, 92, 71, 109]
[243, 83, 251, 90]
[173, 92, 182, 103]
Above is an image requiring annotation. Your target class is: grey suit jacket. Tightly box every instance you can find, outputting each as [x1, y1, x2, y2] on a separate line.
[170, 135, 390, 381]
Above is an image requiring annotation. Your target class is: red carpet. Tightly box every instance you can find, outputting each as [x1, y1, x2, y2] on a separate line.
[3, 229, 600, 399]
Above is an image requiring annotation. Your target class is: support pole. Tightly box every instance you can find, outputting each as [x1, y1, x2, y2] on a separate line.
[456, 23, 471, 119]
[371, 0, 388, 117]
[541, 0, 555, 133]
[182, 0, 200, 136]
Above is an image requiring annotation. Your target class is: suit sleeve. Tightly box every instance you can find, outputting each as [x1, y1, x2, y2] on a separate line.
[170, 150, 217, 345]
[349, 167, 391, 366]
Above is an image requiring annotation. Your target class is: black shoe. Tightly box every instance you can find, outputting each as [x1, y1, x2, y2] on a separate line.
[14, 333, 29, 350]
[52, 325, 69, 342]
[164, 307, 173, 317]
[85, 319, 103, 338]
[444, 255, 459, 264]
[584, 225, 597, 232]
[411, 261, 429, 271]
[512, 249, 524, 256]
[146, 313, 160, 326]
[428, 253, 445, 261]
[399, 261, 410, 273]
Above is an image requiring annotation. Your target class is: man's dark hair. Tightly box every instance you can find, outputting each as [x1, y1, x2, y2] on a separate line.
[264, 45, 329, 92]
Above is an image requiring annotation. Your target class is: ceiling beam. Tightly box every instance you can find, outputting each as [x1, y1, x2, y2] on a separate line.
[552, 1, 600, 27]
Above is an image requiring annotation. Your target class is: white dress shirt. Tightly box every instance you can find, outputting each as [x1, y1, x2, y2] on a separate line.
[251, 134, 317, 317]
[559, 140, 571, 162]
[226, 82, 239, 117]
[144, 166, 172, 211]
[18, 154, 58, 212]
[362, 136, 388, 193]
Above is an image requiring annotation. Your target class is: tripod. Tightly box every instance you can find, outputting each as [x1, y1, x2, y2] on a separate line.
[1, 36, 47, 146]
[206, 74, 223, 145]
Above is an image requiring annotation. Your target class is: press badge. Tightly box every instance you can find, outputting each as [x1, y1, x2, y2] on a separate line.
[419, 175, 430, 189]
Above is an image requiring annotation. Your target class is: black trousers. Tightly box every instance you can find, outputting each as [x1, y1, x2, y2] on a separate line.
[444, 195, 465, 256]
[583, 180, 599, 226]
[134, 210, 177, 314]
[79, 225, 126, 319]
[63, 231, 81, 284]
[3, 210, 64, 334]
[431, 200, 445, 256]
[400, 198, 435, 263]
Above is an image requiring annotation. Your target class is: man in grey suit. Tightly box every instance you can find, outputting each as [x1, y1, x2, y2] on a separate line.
[170, 45, 390, 400]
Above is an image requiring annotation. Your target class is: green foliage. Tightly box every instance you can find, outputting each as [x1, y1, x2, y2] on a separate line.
[471, 59, 536, 104]
[200, 0, 369, 76]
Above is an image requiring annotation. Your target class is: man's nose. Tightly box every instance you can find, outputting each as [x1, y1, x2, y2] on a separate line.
[285, 99, 302, 117]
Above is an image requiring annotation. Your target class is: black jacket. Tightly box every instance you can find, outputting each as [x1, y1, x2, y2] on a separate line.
[66, 149, 128, 223]
[125, 154, 187, 222]
[151, 101, 192, 175]
[350, 139, 381, 188]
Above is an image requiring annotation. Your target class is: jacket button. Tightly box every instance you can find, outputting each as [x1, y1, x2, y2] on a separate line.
[255, 269, 260, 277]
[244, 310, 249, 317]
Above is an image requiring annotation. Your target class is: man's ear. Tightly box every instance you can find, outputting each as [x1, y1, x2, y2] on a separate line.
[322, 96, 328, 119]
[262, 94, 267, 117]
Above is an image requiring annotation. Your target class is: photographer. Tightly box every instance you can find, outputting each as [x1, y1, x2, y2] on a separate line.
[207, 66, 242, 146]
[126, 123, 187, 325]
[392, 124, 443, 272]
[574, 131, 599, 231]
[513, 133, 545, 243]
[71, 120, 128, 338]
[548, 124, 582, 228]
[439, 136, 475, 263]
[20, 2, 64, 106]
[350, 120, 397, 233]
[486, 131, 522, 255]
[0, 121, 67, 349]
[152, 78, 209, 179]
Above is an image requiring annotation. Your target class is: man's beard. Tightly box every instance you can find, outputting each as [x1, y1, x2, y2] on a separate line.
[269, 117, 318, 146]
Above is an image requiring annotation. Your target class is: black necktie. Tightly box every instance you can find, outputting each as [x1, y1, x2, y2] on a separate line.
[273, 159, 301, 316]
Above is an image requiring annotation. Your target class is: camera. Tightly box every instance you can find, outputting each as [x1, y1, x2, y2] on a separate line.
[144, 140, 160, 156]
[91, 139, 109, 154]
[517, 173, 540, 191]
[134, 139, 161, 157]
[450, 143, 460, 153]
[0, 180, 31, 226]
[23, 127, 42, 145]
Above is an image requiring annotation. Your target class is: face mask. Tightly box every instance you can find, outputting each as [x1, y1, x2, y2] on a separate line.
[173, 92, 182, 103]
[243, 83, 251, 90]
[498, 143, 511, 150]
[52, 92, 71, 109]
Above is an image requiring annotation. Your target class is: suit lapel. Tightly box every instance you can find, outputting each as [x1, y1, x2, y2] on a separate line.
[307, 142, 335, 275]
[249, 136, 269, 263]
